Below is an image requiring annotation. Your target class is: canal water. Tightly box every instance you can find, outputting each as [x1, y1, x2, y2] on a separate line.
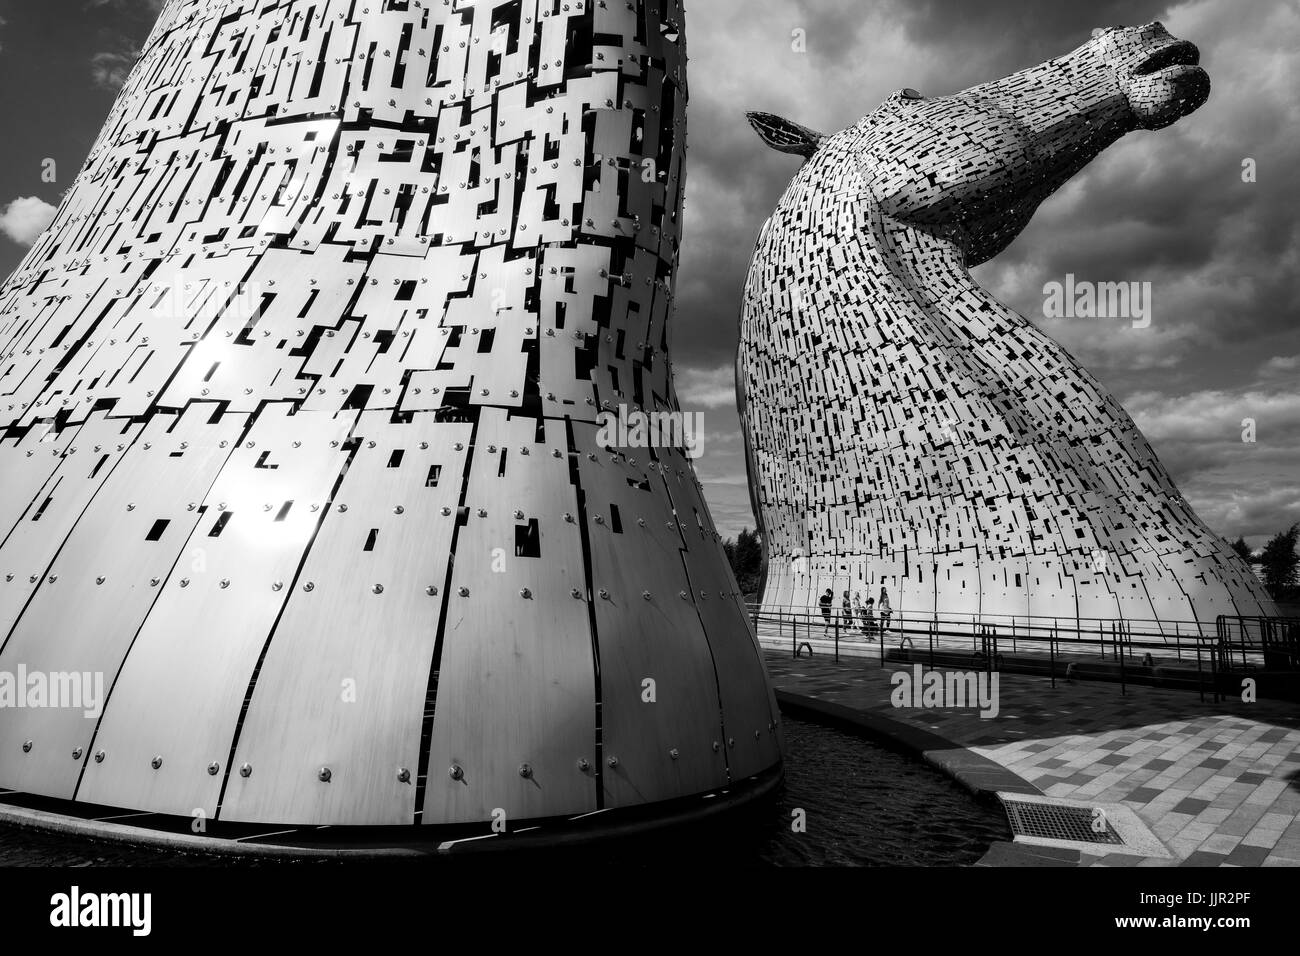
[0, 717, 1009, 866]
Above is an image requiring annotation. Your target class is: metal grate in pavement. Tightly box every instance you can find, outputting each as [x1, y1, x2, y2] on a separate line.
[1002, 798, 1125, 845]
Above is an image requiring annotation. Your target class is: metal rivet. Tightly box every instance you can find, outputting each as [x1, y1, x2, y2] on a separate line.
[607, 756, 619, 768]
[518, 763, 533, 779]
[303, 582, 315, 592]
[240, 763, 252, 778]
[449, 765, 464, 781]
[73, 747, 84, 759]
[22, 741, 33, 753]
[520, 588, 533, 599]
[397, 768, 411, 783]
[712, 741, 721, 752]
[577, 758, 591, 772]
[426, 586, 438, 597]
[372, 584, 385, 595]
[669, 749, 680, 760]
[208, 762, 220, 775]
[151, 756, 163, 770]
[458, 586, 469, 597]
[272, 581, 284, 592]
[94, 750, 106, 763]
[318, 767, 332, 782]
[219, 579, 230, 589]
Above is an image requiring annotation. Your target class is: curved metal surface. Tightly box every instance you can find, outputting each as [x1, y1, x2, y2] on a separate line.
[0, 0, 782, 829]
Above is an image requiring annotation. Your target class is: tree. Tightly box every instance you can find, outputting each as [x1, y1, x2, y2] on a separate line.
[1230, 537, 1255, 564]
[722, 528, 764, 598]
[1259, 524, 1300, 600]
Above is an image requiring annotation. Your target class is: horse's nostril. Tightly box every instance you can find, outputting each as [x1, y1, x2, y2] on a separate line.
[1092, 28, 1106, 38]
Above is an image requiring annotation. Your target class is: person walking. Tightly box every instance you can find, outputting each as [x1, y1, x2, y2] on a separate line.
[855, 591, 870, 636]
[878, 586, 892, 637]
[841, 591, 853, 633]
[864, 595, 876, 639]
[818, 588, 833, 635]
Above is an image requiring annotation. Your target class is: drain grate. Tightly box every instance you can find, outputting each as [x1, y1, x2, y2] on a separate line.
[1002, 798, 1125, 845]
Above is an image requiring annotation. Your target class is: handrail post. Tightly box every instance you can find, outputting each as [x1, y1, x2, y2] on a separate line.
[1050, 627, 1057, 689]
[1196, 637, 1204, 703]
[834, 615, 839, 664]
[1117, 623, 1127, 696]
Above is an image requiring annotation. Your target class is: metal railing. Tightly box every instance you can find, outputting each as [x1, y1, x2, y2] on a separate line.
[1216, 615, 1300, 672]
[746, 602, 1282, 703]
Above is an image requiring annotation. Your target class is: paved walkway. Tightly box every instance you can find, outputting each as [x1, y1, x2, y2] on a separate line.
[765, 650, 1300, 867]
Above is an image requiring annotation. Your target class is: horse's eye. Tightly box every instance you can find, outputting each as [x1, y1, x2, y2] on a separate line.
[900, 88, 924, 100]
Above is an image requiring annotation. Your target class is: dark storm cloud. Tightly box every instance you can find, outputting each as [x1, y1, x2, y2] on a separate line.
[887, 0, 1172, 53]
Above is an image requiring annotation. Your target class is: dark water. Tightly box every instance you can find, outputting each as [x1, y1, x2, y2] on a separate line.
[0, 718, 1008, 867]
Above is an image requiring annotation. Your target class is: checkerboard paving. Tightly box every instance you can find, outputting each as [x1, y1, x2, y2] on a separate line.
[766, 651, 1300, 867]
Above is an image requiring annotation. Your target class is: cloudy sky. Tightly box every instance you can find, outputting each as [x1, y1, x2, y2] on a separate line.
[1, 0, 1296, 547]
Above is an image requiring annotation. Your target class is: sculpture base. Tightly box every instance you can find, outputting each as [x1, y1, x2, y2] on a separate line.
[0, 765, 783, 860]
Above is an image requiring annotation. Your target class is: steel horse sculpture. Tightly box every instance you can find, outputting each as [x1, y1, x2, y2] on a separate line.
[739, 23, 1275, 630]
[0, 0, 780, 836]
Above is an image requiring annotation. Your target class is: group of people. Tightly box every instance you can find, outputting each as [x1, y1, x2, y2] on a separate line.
[818, 587, 891, 639]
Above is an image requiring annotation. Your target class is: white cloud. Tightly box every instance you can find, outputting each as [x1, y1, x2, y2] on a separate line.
[676, 364, 738, 410]
[0, 197, 57, 246]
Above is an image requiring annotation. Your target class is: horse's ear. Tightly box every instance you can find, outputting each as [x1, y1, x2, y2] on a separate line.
[746, 112, 823, 158]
